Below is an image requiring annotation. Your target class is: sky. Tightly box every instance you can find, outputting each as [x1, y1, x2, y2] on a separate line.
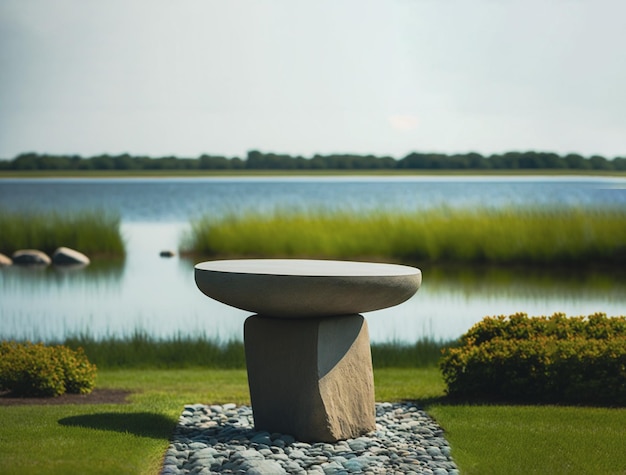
[1, 0, 625, 160]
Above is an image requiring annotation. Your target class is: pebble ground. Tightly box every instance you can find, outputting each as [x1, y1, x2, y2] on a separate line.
[161, 402, 459, 474]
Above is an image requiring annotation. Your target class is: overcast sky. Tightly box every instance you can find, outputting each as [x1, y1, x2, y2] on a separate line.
[1, 0, 625, 160]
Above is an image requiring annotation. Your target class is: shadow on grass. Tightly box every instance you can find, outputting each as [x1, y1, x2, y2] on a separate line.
[58, 412, 175, 439]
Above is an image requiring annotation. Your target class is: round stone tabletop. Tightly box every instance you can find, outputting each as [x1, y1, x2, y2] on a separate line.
[195, 259, 422, 318]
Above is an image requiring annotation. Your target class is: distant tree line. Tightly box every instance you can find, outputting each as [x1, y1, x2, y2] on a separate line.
[1, 150, 625, 171]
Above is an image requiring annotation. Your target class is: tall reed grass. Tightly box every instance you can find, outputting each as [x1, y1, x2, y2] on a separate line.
[182, 206, 626, 266]
[371, 337, 450, 368]
[63, 332, 246, 369]
[0, 209, 125, 256]
[58, 332, 447, 369]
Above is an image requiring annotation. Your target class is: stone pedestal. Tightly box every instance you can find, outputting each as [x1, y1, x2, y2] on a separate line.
[195, 259, 422, 443]
[244, 314, 375, 442]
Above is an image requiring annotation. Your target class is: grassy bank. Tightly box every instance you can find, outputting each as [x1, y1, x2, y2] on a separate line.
[61, 333, 447, 369]
[1, 368, 625, 474]
[182, 206, 626, 266]
[0, 209, 125, 257]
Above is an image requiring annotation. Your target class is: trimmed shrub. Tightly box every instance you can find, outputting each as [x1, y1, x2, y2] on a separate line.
[53, 345, 97, 394]
[0, 341, 97, 397]
[440, 313, 626, 405]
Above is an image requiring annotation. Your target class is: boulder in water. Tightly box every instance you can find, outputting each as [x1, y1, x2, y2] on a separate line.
[12, 249, 51, 265]
[52, 247, 91, 265]
[0, 253, 12, 266]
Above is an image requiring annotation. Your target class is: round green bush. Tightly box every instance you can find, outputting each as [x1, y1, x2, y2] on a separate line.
[0, 341, 97, 397]
[440, 313, 626, 405]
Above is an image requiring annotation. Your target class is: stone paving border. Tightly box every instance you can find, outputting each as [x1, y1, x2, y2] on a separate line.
[162, 402, 459, 475]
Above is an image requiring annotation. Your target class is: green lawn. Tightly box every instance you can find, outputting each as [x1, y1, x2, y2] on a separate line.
[1, 368, 625, 474]
[429, 404, 626, 475]
[0, 369, 250, 475]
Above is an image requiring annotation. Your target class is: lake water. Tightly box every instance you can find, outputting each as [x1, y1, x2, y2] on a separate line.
[1, 175, 625, 343]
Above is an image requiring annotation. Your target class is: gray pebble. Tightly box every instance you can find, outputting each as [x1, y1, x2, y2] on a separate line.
[162, 402, 458, 474]
[245, 459, 288, 474]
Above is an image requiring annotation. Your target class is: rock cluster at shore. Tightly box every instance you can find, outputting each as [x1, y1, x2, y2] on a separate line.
[162, 402, 459, 475]
[0, 246, 90, 267]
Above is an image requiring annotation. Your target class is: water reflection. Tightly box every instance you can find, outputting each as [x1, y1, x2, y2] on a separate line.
[0, 259, 124, 289]
[2, 244, 624, 343]
[367, 264, 626, 342]
[423, 264, 626, 301]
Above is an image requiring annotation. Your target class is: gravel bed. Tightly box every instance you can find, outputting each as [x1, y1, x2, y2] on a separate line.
[161, 402, 458, 474]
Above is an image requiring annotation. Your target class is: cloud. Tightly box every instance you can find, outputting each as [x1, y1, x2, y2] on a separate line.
[388, 114, 419, 131]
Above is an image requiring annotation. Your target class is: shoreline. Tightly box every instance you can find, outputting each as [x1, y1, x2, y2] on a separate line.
[2, 169, 626, 179]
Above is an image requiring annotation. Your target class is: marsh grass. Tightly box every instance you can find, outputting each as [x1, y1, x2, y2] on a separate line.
[63, 332, 247, 369]
[0, 209, 125, 257]
[60, 332, 448, 369]
[371, 337, 450, 368]
[182, 206, 626, 266]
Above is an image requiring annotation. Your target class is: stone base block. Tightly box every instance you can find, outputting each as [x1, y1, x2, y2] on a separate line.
[244, 314, 375, 442]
